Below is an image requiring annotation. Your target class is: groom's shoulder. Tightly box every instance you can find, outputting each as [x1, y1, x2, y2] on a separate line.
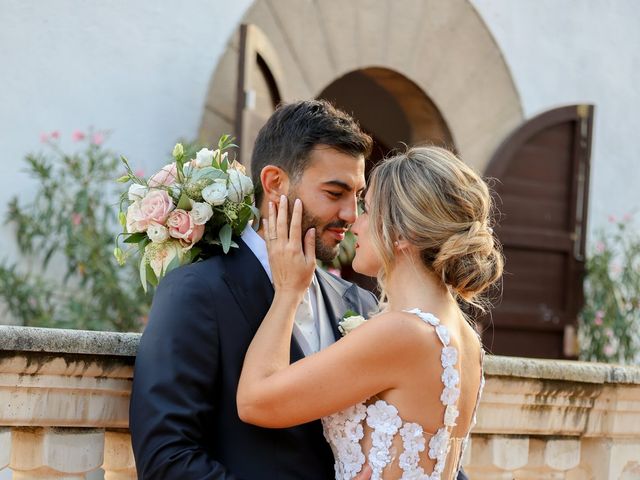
[316, 267, 376, 301]
[157, 255, 227, 292]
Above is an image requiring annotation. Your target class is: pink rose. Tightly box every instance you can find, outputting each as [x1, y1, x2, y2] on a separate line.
[126, 190, 174, 233]
[166, 209, 204, 247]
[149, 163, 178, 187]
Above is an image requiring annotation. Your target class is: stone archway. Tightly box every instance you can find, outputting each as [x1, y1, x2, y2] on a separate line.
[318, 67, 455, 159]
[199, 0, 523, 173]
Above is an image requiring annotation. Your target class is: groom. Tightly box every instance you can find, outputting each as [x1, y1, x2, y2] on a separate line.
[130, 100, 378, 479]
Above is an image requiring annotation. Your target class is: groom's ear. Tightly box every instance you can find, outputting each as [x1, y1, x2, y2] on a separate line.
[260, 165, 291, 204]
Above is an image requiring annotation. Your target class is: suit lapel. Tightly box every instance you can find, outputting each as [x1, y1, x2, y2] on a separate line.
[315, 268, 362, 341]
[221, 238, 305, 361]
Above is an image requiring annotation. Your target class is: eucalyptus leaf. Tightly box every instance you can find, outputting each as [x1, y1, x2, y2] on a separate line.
[219, 223, 232, 254]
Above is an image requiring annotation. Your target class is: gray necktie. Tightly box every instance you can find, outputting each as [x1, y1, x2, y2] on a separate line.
[295, 289, 320, 353]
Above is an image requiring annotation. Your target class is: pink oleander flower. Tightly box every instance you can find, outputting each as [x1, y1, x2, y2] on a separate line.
[91, 132, 105, 146]
[135, 169, 145, 178]
[623, 212, 633, 222]
[72, 130, 86, 142]
[148, 163, 178, 187]
[126, 189, 174, 233]
[50, 130, 60, 139]
[608, 214, 617, 223]
[71, 213, 82, 226]
[40, 132, 49, 143]
[603, 343, 616, 357]
[594, 310, 604, 326]
[595, 241, 606, 254]
[166, 209, 205, 247]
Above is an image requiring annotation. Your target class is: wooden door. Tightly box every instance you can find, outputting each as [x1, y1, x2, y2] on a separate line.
[235, 24, 283, 170]
[483, 105, 594, 359]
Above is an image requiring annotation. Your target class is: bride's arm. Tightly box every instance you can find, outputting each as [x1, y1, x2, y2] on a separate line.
[237, 195, 420, 428]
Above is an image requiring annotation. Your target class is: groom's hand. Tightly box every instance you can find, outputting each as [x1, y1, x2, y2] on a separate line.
[352, 464, 372, 480]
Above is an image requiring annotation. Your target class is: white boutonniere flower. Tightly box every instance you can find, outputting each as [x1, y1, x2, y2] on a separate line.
[338, 310, 367, 336]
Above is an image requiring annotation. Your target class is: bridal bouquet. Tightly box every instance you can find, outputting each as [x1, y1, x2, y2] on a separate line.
[114, 135, 259, 291]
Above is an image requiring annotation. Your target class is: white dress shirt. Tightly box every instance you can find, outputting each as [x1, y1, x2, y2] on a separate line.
[241, 225, 335, 355]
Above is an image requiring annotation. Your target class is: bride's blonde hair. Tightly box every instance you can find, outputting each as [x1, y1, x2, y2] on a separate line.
[367, 146, 503, 310]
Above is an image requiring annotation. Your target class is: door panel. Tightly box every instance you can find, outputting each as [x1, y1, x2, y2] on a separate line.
[483, 105, 594, 359]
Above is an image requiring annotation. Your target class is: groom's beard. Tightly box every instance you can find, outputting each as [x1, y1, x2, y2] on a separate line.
[302, 211, 349, 263]
[289, 199, 349, 263]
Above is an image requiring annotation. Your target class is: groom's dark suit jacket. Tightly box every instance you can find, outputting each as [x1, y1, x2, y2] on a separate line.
[130, 239, 378, 479]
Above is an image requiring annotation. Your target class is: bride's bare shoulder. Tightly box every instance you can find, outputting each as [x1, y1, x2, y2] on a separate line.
[352, 310, 441, 351]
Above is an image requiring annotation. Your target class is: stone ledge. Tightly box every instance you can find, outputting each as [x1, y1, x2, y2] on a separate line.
[485, 355, 640, 385]
[0, 326, 140, 357]
[2, 326, 640, 386]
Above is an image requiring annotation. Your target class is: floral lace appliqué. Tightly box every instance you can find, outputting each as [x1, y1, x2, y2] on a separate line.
[322, 403, 367, 480]
[366, 400, 403, 478]
[321, 309, 484, 480]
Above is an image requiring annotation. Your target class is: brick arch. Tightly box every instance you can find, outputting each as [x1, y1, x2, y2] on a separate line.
[199, 0, 523, 173]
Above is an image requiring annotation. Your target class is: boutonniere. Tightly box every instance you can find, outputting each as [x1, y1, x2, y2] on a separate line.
[338, 310, 367, 336]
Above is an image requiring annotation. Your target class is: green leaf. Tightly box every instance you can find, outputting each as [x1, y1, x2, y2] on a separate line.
[116, 175, 130, 183]
[139, 259, 148, 293]
[146, 262, 158, 287]
[219, 223, 232, 254]
[124, 232, 147, 244]
[342, 309, 360, 319]
[177, 193, 192, 210]
[165, 253, 182, 275]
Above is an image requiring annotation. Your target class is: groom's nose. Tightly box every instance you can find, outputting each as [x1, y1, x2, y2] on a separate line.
[338, 195, 358, 225]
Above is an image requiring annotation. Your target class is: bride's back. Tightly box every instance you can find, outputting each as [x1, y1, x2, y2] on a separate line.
[356, 308, 484, 479]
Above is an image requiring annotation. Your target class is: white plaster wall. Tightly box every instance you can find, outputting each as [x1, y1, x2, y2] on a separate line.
[0, 0, 253, 262]
[471, 0, 640, 238]
[1, 0, 637, 265]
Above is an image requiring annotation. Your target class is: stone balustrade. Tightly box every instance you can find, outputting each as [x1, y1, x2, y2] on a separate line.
[1, 325, 639, 479]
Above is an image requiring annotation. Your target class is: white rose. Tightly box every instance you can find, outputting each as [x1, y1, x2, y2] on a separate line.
[202, 179, 228, 206]
[190, 202, 213, 225]
[338, 315, 366, 336]
[147, 222, 169, 243]
[226, 169, 253, 202]
[194, 148, 216, 168]
[128, 183, 148, 202]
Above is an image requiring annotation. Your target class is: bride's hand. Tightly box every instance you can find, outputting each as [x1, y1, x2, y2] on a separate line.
[264, 195, 316, 298]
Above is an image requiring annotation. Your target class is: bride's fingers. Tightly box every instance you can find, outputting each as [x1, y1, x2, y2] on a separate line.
[263, 219, 270, 248]
[276, 195, 288, 242]
[268, 201, 277, 242]
[289, 198, 303, 247]
[304, 227, 316, 266]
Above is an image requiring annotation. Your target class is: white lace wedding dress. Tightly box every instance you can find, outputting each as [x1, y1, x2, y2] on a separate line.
[322, 308, 485, 480]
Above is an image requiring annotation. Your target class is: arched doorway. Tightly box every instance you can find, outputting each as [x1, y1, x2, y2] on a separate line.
[199, 0, 523, 174]
[316, 67, 455, 288]
[318, 67, 455, 165]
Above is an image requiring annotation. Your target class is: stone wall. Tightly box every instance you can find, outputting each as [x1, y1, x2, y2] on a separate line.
[1, 326, 639, 479]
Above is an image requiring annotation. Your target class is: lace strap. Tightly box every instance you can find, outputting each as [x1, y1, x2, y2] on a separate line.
[403, 308, 461, 478]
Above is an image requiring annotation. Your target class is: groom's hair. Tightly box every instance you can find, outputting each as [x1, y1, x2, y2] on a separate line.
[250, 99, 372, 207]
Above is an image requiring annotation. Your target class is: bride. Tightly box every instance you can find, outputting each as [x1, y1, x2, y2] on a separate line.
[237, 146, 503, 479]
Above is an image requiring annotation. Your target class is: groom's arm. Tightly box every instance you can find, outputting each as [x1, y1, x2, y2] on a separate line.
[130, 269, 237, 480]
